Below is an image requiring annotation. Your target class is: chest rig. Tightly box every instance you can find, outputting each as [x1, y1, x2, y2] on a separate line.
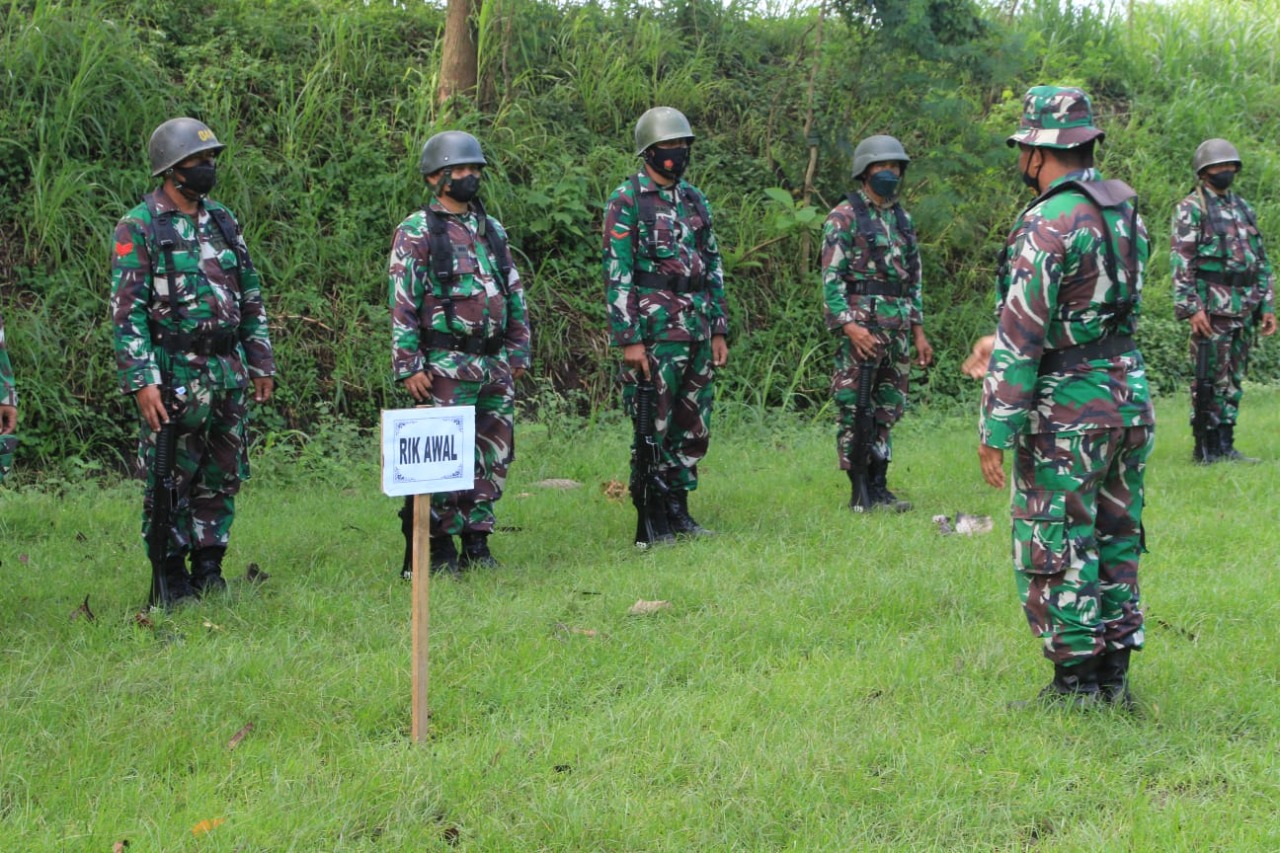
[842, 192, 920, 299]
[628, 175, 712, 294]
[1194, 188, 1259, 289]
[421, 200, 512, 356]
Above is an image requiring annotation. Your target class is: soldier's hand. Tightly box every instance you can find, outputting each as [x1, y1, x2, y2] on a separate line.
[842, 322, 878, 360]
[135, 385, 168, 432]
[1189, 309, 1213, 339]
[403, 371, 433, 403]
[912, 329, 934, 367]
[978, 444, 1005, 489]
[512, 367, 527, 381]
[711, 335, 729, 368]
[961, 335, 996, 379]
[622, 343, 651, 379]
[1260, 312, 1277, 337]
[252, 376, 274, 404]
[0, 404, 16, 435]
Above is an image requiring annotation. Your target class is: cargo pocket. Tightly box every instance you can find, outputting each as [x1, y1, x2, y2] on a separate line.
[1011, 489, 1072, 576]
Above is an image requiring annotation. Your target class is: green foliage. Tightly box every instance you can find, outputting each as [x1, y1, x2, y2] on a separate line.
[0, 0, 1278, 472]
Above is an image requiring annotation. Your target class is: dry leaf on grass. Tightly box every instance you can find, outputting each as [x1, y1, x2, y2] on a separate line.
[514, 492, 532, 498]
[933, 513, 994, 536]
[245, 563, 270, 583]
[133, 612, 154, 630]
[69, 595, 95, 622]
[554, 622, 603, 639]
[601, 479, 627, 502]
[227, 722, 254, 750]
[191, 818, 224, 836]
[534, 478, 582, 489]
[113, 841, 129, 852]
[202, 620, 223, 632]
[627, 599, 672, 616]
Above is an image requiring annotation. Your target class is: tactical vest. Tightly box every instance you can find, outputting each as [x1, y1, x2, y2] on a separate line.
[145, 198, 247, 357]
[841, 192, 920, 298]
[1025, 179, 1142, 374]
[628, 174, 712, 294]
[1193, 188, 1259, 289]
[421, 200, 512, 353]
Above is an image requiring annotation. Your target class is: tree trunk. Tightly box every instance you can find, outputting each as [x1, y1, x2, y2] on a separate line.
[438, 0, 479, 107]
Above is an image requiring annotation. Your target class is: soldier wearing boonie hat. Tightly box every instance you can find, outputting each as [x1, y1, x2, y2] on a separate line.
[965, 85, 1154, 712]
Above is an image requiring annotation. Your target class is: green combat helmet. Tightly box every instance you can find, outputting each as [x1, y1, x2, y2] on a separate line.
[148, 118, 225, 177]
[1193, 138, 1242, 175]
[419, 131, 486, 175]
[634, 107, 694, 156]
[1006, 85, 1105, 149]
[852, 135, 910, 180]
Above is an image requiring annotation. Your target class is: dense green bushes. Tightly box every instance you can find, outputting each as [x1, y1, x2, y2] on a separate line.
[1, 0, 1277, 472]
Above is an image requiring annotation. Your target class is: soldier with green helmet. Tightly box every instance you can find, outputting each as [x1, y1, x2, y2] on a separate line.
[603, 106, 729, 542]
[389, 130, 531, 575]
[820, 134, 933, 512]
[1171, 138, 1277, 463]
[966, 86, 1153, 710]
[0, 306, 17, 483]
[110, 117, 277, 605]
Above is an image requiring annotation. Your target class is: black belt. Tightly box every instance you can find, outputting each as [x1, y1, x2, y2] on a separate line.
[425, 330, 504, 356]
[1038, 335, 1137, 375]
[845, 279, 904, 298]
[1198, 270, 1258, 288]
[634, 271, 708, 294]
[151, 327, 239, 357]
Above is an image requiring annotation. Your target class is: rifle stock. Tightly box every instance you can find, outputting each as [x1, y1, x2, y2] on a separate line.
[630, 378, 673, 547]
[1193, 339, 1214, 441]
[849, 359, 876, 513]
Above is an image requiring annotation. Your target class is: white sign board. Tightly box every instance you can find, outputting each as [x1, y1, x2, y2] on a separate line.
[380, 406, 476, 497]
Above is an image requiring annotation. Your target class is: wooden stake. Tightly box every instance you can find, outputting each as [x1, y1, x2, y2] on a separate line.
[411, 493, 431, 743]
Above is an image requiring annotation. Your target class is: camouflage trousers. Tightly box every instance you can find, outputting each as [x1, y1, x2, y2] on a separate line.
[621, 339, 714, 492]
[1011, 426, 1152, 664]
[832, 329, 910, 467]
[1188, 316, 1252, 428]
[422, 370, 515, 535]
[139, 381, 248, 559]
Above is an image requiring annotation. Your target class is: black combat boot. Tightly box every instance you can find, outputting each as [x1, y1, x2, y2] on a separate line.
[152, 554, 197, 608]
[190, 546, 228, 595]
[459, 531, 499, 569]
[429, 535, 461, 575]
[868, 459, 911, 512]
[1097, 648, 1138, 713]
[1218, 424, 1260, 463]
[1193, 427, 1223, 464]
[1034, 658, 1102, 709]
[665, 489, 714, 537]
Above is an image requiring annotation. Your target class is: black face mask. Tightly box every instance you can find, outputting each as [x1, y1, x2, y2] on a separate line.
[1205, 171, 1236, 191]
[868, 169, 901, 200]
[446, 173, 481, 203]
[1020, 151, 1042, 192]
[645, 146, 690, 180]
[174, 162, 217, 198]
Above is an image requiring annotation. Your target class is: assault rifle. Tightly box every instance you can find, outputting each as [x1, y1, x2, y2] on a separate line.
[147, 384, 184, 607]
[1193, 339, 1215, 462]
[848, 359, 877, 513]
[630, 378, 674, 548]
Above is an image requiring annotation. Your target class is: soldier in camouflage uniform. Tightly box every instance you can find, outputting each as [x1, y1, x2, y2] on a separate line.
[111, 118, 276, 605]
[969, 87, 1154, 710]
[603, 107, 729, 541]
[821, 135, 933, 512]
[390, 131, 530, 575]
[1171, 138, 1277, 463]
[0, 308, 17, 483]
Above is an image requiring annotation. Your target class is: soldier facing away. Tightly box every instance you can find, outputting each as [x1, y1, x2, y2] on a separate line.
[965, 86, 1153, 710]
[603, 107, 729, 543]
[110, 118, 277, 606]
[0, 307, 17, 483]
[389, 131, 530, 575]
[820, 135, 933, 512]
[1171, 138, 1277, 463]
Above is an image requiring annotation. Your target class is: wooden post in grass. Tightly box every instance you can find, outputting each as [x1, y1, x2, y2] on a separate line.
[381, 405, 476, 744]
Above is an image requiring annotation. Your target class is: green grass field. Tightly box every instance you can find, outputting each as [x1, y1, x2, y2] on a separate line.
[3, 392, 1279, 851]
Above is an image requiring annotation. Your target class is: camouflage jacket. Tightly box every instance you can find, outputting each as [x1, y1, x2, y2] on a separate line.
[389, 200, 531, 383]
[1171, 187, 1276, 321]
[981, 169, 1155, 449]
[110, 190, 276, 394]
[821, 188, 923, 333]
[0, 309, 14, 407]
[602, 172, 728, 346]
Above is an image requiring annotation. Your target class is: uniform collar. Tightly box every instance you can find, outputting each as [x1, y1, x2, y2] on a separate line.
[1045, 167, 1101, 191]
[146, 187, 203, 217]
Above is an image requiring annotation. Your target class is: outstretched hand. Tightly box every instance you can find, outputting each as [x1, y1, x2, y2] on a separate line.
[961, 335, 996, 380]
